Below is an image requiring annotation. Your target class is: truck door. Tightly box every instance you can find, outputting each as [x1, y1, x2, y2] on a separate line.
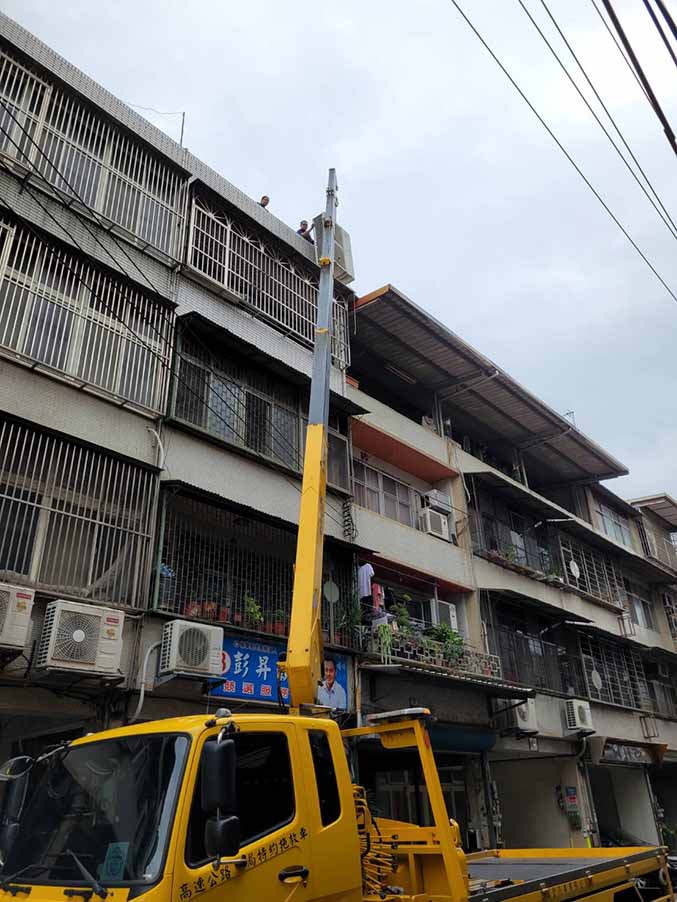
[175, 722, 315, 902]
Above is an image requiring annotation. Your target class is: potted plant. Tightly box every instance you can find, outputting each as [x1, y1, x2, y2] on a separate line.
[185, 600, 203, 619]
[376, 622, 393, 665]
[202, 600, 217, 620]
[338, 599, 361, 647]
[427, 623, 464, 665]
[243, 593, 263, 629]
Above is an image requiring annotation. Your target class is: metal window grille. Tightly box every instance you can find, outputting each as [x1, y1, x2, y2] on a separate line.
[640, 516, 677, 571]
[0, 417, 157, 605]
[662, 592, 677, 641]
[485, 622, 565, 692]
[0, 49, 187, 257]
[559, 534, 625, 608]
[0, 218, 173, 412]
[156, 493, 356, 643]
[188, 199, 350, 367]
[578, 633, 650, 710]
[470, 510, 558, 575]
[173, 328, 350, 489]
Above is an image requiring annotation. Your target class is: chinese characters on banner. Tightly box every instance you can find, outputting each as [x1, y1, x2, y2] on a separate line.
[209, 635, 351, 710]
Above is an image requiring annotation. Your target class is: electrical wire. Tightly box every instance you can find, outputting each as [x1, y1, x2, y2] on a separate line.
[642, 0, 677, 72]
[448, 0, 677, 306]
[0, 99, 313, 471]
[588, 0, 651, 102]
[532, 0, 677, 240]
[599, 0, 677, 156]
[0, 165, 347, 534]
[654, 0, 677, 46]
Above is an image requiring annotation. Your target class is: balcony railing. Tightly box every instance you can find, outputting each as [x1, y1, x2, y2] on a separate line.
[188, 199, 350, 368]
[470, 511, 562, 581]
[0, 49, 187, 258]
[360, 628, 502, 680]
[644, 525, 677, 572]
[485, 624, 566, 692]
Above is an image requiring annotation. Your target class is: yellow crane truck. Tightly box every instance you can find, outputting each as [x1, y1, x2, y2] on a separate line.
[0, 172, 671, 902]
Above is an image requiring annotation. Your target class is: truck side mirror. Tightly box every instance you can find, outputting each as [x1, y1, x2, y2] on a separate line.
[201, 739, 240, 859]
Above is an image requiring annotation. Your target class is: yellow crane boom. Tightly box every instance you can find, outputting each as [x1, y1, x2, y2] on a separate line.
[281, 168, 338, 710]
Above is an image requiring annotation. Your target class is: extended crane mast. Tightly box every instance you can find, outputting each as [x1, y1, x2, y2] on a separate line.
[281, 168, 338, 710]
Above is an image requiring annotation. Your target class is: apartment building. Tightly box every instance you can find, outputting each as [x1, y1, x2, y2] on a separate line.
[0, 12, 676, 855]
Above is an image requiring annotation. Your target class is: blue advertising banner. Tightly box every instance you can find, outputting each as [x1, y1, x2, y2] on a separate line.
[210, 635, 351, 710]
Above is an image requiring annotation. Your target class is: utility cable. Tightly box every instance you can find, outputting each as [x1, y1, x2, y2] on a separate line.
[654, 0, 677, 49]
[448, 0, 677, 305]
[533, 0, 677, 240]
[0, 165, 347, 533]
[600, 0, 677, 156]
[0, 102, 307, 466]
[642, 0, 677, 72]
[589, 0, 651, 102]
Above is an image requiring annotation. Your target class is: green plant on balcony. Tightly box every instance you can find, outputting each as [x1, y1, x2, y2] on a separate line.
[243, 593, 263, 628]
[376, 623, 393, 665]
[427, 623, 464, 664]
[391, 602, 412, 637]
[338, 599, 361, 645]
[502, 545, 517, 564]
[273, 608, 287, 636]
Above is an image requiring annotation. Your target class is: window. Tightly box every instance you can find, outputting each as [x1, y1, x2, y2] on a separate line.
[578, 634, 650, 709]
[186, 732, 295, 866]
[559, 534, 625, 607]
[0, 222, 172, 412]
[0, 418, 156, 605]
[626, 580, 656, 631]
[353, 460, 421, 528]
[188, 199, 350, 368]
[595, 500, 633, 548]
[309, 730, 341, 827]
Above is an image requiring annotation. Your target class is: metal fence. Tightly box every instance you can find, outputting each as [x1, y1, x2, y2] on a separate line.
[470, 511, 560, 576]
[559, 534, 626, 608]
[172, 328, 351, 489]
[156, 493, 357, 644]
[642, 519, 677, 572]
[362, 628, 503, 679]
[0, 48, 187, 257]
[0, 417, 157, 605]
[0, 218, 173, 412]
[485, 623, 565, 692]
[574, 633, 651, 710]
[189, 199, 350, 367]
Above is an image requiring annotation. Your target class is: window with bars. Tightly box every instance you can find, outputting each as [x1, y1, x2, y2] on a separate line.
[172, 330, 350, 490]
[559, 534, 626, 608]
[0, 50, 187, 257]
[0, 219, 173, 412]
[352, 459, 422, 529]
[188, 199, 350, 368]
[625, 578, 657, 632]
[594, 499, 633, 548]
[0, 417, 157, 605]
[578, 634, 650, 710]
[662, 592, 677, 640]
[156, 493, 355, 642]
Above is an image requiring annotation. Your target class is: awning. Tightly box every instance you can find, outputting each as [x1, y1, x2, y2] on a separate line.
[360, 660, 534, 699]
[629, 494, 677, 530]
[430, 724, 497, 753]
[352, 418, 458, 482]
[351, 286, 627, 486]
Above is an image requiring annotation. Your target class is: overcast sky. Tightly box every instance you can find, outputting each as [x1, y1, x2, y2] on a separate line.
[5, 0, 677, 499]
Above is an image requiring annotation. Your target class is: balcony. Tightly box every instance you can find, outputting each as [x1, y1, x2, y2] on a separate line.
[470, 511, 563, 584]
[361, 627, 502, 680]
[485, 624, 567, 693]
[188, 199, 350, 367]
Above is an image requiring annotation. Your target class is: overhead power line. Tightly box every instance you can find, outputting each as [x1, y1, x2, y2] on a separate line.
[588, 0, 651, 102]
[447, 0, 677, 305]
[642, 0, 677, 73]
[600, 0, 677, 156]
[519, 0, 677, 242]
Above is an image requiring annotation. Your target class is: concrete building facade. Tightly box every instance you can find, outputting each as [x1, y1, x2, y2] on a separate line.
[0, 12, 676, 855]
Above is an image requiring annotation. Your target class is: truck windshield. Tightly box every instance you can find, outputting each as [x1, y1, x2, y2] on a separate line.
[0, 733, 189, 886]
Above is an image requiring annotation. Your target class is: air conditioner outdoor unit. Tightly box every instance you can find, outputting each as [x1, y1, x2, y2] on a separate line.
[312, 216, 354, 285]
[424, 490, 453, 515]
[159, 620, 223, 678]
[564, 698, 595, 734]
[418, 508, 451, 542]
[35, 600, 124, 674]
[0, 584, 35, 651]
[497, 697, 539, 735]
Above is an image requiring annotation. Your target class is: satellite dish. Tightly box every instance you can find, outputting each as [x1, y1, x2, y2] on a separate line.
[569, 560, 581, 580]
[590, 669, 603, 692]
[323, 580, 339, 604]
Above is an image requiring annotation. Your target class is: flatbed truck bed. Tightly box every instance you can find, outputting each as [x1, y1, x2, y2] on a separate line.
[467, 847, 668, 902]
